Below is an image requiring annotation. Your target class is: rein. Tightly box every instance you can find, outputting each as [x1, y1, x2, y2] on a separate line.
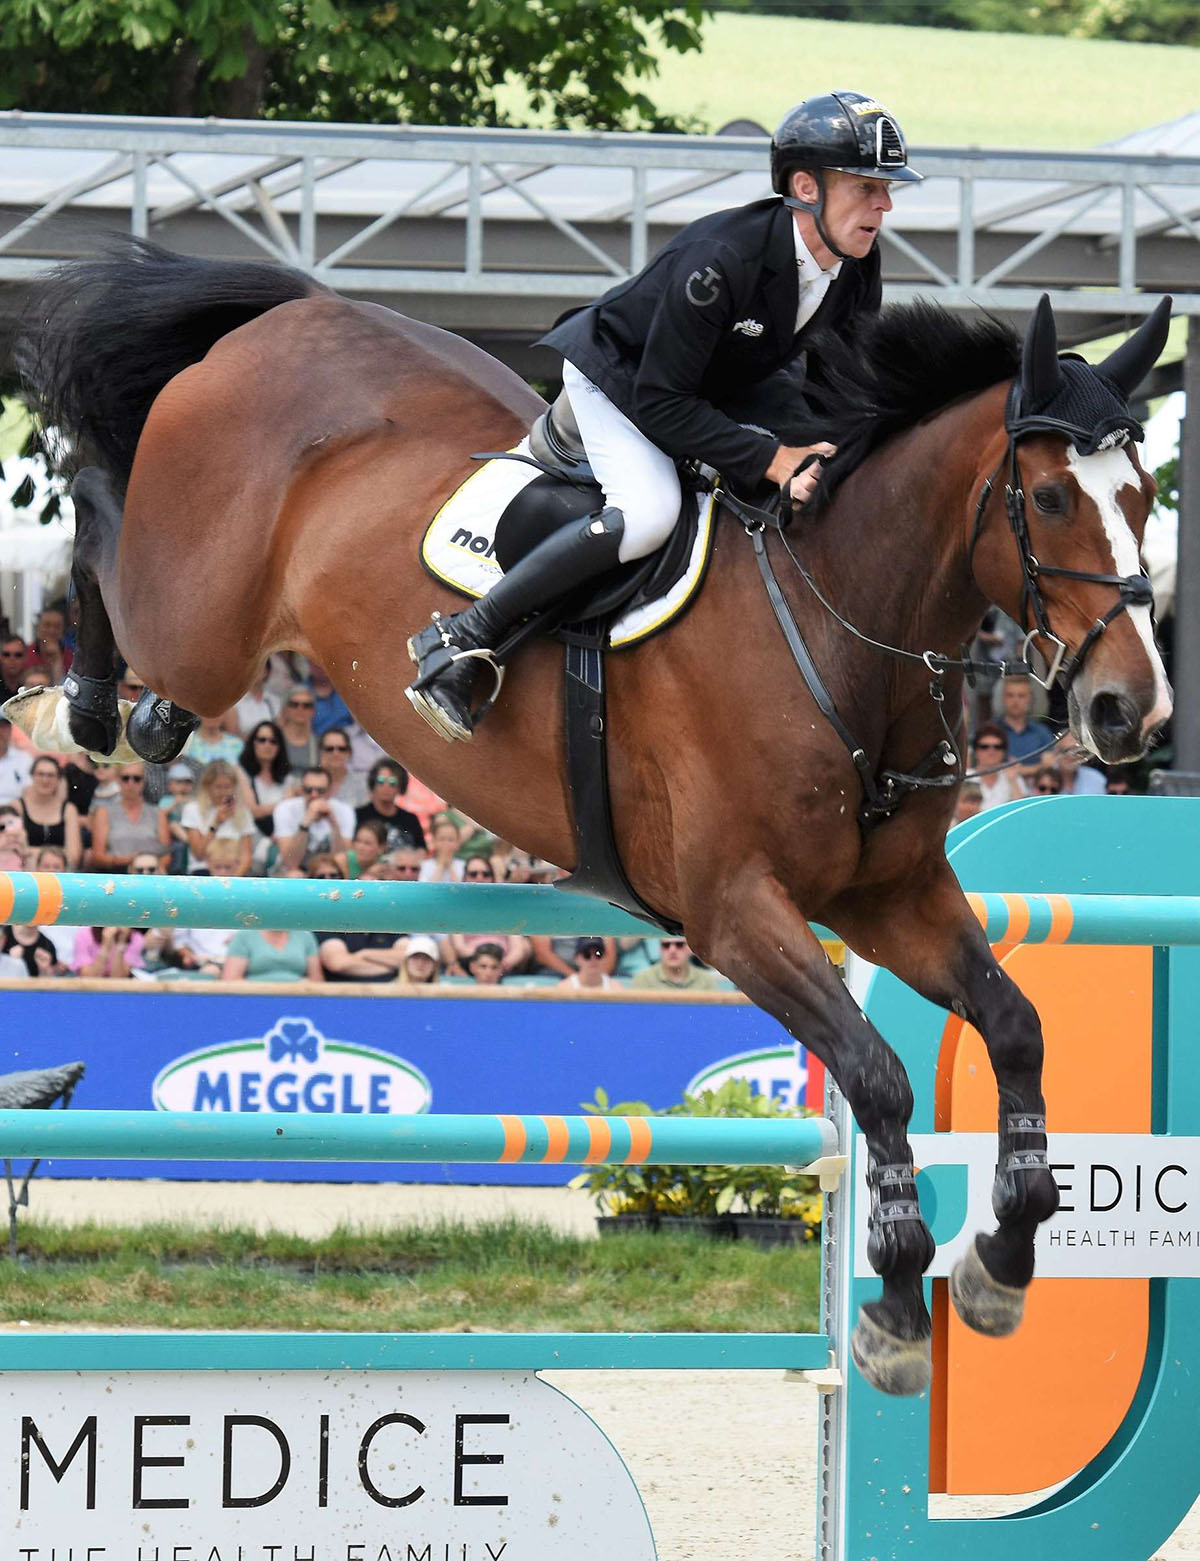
[719, 429, 1152, 827]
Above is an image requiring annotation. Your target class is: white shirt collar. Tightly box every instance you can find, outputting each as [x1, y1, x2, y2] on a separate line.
[792, 219, 842, 285]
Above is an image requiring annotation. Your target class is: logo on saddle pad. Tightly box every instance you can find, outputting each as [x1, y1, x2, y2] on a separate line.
[732, 318, 764, 338]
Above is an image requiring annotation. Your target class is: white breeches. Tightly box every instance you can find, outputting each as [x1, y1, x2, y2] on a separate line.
[561, 360, 681, 563]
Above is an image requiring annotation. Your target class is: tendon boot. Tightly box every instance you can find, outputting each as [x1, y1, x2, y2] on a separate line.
[407, 507, 625, 741]
[125, 688, 199, 764]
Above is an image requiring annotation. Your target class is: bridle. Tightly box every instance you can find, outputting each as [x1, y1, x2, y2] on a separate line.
[967, 430, 1155, 693]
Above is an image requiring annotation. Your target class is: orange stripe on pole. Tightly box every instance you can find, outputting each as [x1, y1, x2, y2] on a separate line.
[966, 892, 989, 932]
[626, 1118, 653, 1165]
[1045, 893, 1075, 943]
[35, 873, 63, 925]
[541, 1117, 570, 1163]
[0, 875, 13, 925]
[1000, 893, 1031, 946]
[583, 1117, 613, 1164]
[496, 1115, 527, 1162]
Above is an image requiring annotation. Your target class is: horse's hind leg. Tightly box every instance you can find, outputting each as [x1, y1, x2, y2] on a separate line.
[63, 468, 123, 754]
[832, 862, 1060, 1340]
[690, 873, 936, 1396]
[67, 468, 198, 763]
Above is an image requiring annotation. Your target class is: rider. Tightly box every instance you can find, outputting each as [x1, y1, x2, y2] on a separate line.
[407, 89, 922, 743]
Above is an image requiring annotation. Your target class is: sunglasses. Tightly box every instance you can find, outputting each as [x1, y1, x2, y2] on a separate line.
[254, 734, 279, 744]
[1036, 784, 1061, 794]
[321, 744, 350, 754]
[287, 700, 315, 710]
[312, 871, 341, 880]
[974, 741, 1005, 751]
[373, 775, 401, 788]
[0, 650, 25, 658]
[302, 785, 328, 796]
[118, 774, 144, 783]
[391, 863, 420, 874]
[661, 939, 688, 949]
[465, 869, 493, 879]
[578, 947, 605, 960]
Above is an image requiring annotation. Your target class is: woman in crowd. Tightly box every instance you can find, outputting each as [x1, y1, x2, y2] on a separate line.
[0, 921, 66, 978]
[0, 804, 30, 871]
[239, 721, 294, 837]
[307, 853, 343, 880]
[18, 755, 82, 867]
[278, 685, 320, 773]
[88, 761, 170, 872]
[181, 760, 256, 875]
[971, 723, 1027, 810]
[222, 925, 324, 982]
[334, 818, 388, 880]
[71, 922, 146, 979]
[441, 856, 530, 975]
[419, 813, 467, 882]
[1033, 766, 1063, 796]
[399, 934, 441, 986]
[317, 726, 368, 809]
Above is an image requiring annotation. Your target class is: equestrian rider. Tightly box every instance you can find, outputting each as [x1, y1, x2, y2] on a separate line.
[407, 89, 922, 743]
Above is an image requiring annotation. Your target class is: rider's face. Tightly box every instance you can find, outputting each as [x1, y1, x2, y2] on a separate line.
[794, 169, 893, 261]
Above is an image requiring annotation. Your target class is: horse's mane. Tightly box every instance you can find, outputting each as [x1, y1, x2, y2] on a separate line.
[807, 301, 1021, 504]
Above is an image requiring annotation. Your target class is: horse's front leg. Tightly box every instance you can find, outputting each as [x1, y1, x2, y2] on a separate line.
[832, 862, 1061, 1339]
[689, 872, 936, 1396]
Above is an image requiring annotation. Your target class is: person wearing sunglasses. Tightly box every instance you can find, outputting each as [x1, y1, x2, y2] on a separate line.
[971, 722, 1027, 811]
[238, 721, 295, 837]
[1032, 766, 1063, 797]
[273, 766, 355, 874]
[354, 760, 426, 852]
[278, 685, 321, 773]
[556, 937, 622, 992]
[631, 937, 719, 993]
[0, 635, 29, 700]
[88, 760, 171, 873]
[317, 726, 368, 809]
[441, 859, 531, 976]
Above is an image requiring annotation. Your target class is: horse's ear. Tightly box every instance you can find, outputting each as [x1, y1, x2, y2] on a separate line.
[1020, 294, 1062, 408]
[1096, 296, 1173, 397]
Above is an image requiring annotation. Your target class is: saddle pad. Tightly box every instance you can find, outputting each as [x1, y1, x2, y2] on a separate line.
[420, 439, 716, 650]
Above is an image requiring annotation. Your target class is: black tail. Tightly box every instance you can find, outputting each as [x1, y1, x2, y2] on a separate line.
[19, 238, 323, 489]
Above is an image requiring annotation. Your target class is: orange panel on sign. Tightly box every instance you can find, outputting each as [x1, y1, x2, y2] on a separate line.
[932, 944, 1152, 1496]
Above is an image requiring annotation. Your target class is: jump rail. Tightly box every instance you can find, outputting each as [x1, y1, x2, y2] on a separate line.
[2, 870, 1200, 943]
[0, 1108, 841, 1171]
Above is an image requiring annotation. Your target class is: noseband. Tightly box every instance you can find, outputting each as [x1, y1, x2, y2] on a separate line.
[968, 437, 1154, 692]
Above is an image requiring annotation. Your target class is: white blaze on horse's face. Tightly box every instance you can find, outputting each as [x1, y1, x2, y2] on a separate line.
[1066, 443, 1173, 754]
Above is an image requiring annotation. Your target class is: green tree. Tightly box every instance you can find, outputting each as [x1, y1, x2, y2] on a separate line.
[0, 0, 706, 129]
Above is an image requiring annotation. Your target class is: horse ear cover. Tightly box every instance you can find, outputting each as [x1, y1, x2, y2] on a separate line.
[1021, 294, 1063, 410]
[1096, 296, 1173, 397]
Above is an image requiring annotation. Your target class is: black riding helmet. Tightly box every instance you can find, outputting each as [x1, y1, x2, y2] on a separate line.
[770, 90, 921, 260]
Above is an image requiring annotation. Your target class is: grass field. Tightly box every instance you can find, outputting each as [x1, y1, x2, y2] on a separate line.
[0, 1218, 821, 1334]
[645, 13, 1188, 147]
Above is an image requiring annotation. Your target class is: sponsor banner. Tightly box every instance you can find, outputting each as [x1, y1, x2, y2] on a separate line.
[3, 1368, 655, 1559]
[853, 1133, 1200, 1279]
[0, 988, 805, 1184]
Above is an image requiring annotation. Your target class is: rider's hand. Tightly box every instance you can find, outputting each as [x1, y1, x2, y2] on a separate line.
[766, 442, 837, 507]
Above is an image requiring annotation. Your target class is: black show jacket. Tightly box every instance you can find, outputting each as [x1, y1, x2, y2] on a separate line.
[537, 197, 881, 488]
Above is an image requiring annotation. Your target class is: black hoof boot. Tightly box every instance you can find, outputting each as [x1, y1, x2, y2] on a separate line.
[406, 617, 503, 743]
[125, 689, 198, 763]
[63, 670, 121, 756]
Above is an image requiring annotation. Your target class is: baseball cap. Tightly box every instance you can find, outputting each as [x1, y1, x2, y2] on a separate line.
[405, 935, 440, 962]
[575, 937, 606, 957]
[167, 762, 194, 780]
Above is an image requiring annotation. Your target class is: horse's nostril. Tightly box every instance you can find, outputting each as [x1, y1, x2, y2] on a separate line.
[1089, 690, 1137, 737]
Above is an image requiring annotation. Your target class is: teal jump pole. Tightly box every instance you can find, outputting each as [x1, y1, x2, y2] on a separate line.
[0, 1109, 840, 1167]
[3, 872, 1200, 943]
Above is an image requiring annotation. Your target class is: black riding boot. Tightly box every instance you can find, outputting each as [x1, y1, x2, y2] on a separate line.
[406, 507, 625, 742]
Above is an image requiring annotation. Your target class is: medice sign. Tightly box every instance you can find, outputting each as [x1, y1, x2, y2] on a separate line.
[6, 1370, 656, 1558]
[153, 1017, 432, 1115]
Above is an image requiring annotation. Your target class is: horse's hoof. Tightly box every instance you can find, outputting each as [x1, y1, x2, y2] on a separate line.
[949, 1236, 1026, 1337]
[124, 691, 197, 764]
[1, 686, 139, 763]
[405, 685, 472, 743]
[850, 1310, 932, 1397]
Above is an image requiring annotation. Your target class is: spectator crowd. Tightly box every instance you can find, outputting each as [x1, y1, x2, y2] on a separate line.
[0, 610, 732, 992]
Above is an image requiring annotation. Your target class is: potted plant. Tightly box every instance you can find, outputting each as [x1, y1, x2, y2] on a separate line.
[571, 1089, 673, 1234]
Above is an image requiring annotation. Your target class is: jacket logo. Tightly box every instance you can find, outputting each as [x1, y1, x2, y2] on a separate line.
[685, 266, 722, 308]
[732, 318, 764, 338]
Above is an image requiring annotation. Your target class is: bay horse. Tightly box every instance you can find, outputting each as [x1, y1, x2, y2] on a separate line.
[9, 242, 1172, 1395]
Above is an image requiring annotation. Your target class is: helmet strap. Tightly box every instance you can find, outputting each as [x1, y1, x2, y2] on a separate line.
[781, 173, 853, 263]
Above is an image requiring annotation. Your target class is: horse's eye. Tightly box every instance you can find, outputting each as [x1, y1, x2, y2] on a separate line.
[1032, 484, 1068, 515]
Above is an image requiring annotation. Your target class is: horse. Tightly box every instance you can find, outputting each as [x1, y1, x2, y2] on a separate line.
[7, 240, 1172, 1395]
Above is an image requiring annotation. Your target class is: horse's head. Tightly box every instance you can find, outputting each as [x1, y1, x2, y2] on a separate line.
[973, 294, 1172, 765]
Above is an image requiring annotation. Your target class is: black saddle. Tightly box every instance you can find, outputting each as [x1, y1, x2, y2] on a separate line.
[490, 390, 703, 639]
